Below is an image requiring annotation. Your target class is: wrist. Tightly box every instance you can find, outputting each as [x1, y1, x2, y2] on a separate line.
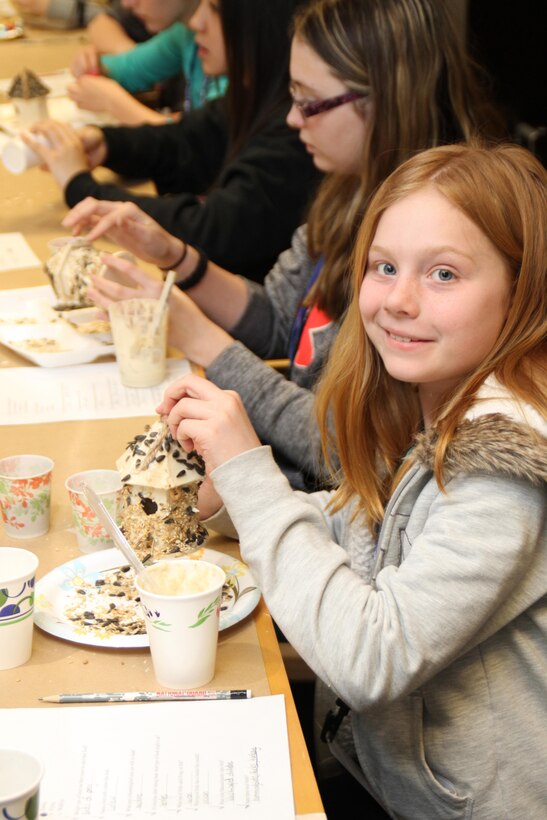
[175, 247, 209, 292]
[159, 240, 187, 272]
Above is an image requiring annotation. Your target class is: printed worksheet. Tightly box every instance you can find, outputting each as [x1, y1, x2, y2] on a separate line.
[1, 696, 295, 819]
[0, 359, 192, 424]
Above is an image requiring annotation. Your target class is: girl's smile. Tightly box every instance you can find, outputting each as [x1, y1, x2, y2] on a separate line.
[359, 187, 513, 422]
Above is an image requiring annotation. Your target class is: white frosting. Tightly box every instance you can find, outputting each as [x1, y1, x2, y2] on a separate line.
[116, 419, 206, 490]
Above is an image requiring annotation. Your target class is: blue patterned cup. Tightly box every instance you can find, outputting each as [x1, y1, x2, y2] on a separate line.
[0, 547, 39, 670]
[0, 749, 43, 820]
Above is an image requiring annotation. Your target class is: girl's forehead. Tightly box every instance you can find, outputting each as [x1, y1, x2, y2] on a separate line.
[289, 37, 340, 93]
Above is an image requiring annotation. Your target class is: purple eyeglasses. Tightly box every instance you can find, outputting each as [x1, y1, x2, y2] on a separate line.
[290, 90, 366, 119]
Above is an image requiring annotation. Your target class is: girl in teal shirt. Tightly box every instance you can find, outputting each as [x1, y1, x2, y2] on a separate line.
[69, 20, 227, 124]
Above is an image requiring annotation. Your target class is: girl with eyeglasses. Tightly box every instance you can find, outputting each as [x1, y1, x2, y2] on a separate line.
[23, 0, 319, 282]
[156, 141, 547, 820]
[61, 0, 502, 492]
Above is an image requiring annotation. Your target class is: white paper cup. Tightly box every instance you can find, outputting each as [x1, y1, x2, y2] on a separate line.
[0, 749, 43, 818]
[0, 455, 54, 539]
[135, 559, 226, 689]
[1, 133, 48, 175]
[65, 469, 122, 553]
[108, 297, 168, 388]
[0, 547, 39, 670]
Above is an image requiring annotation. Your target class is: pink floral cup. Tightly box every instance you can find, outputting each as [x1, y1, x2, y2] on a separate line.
[0, 455, 54, 539]
[65, 470, 122, 553]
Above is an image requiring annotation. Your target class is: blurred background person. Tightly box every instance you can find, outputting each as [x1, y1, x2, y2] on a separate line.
[27, 0, 320, 281]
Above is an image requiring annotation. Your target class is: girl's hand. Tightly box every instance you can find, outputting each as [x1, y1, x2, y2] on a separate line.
[68, 75, 118, 113]
[68, 76, 167, 125]
[87, 253, 163, 310]
[156, 374, 261, 472]
[22, 121, 106, 188]
[70, 45, 101, 78]
[22, 120, 89, 188]
[62, 199, 181, 268]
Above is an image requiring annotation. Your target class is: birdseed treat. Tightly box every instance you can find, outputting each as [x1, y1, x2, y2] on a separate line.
[64, 565, 145, 636]
[45, 242, 103, 309]
[116, 419, 208, 561]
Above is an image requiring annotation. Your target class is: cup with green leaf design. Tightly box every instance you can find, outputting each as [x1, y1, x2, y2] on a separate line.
[0, 455, 54, 539]
[135, 559, 225, 689]
[0, 749, 43, 820]
[0, 547, 39, 670]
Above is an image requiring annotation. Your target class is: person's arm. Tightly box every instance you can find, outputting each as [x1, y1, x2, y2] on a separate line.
[211, 447, 546, 710]
[86, 10, 136, 53]
[68, 75, 172, 125]
[100, 22, 187, 94]
[22, 121, 107, 190]
[17, 0, 105, 25]
[63, 101, 320, 278]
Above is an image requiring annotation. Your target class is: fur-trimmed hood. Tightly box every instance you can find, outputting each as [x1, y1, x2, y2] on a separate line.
[413, 376, 546, 486]
[413, 413, 547, 486]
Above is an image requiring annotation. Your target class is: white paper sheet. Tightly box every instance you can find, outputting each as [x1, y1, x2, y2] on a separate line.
[0, 232, 42, 272]
[0, 696, 295, 819]
[0, 359, 192, 424]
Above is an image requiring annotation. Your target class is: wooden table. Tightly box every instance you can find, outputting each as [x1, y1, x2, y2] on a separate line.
[0, 25, 325, 819]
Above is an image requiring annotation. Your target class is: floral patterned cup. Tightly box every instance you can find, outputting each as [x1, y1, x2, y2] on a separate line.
[0, 547, 39, 670]
[135, 560, 226, 689]
[65, 470, 122, 554]
[0, 455, 54, 539]
[0, 749, 43, 820]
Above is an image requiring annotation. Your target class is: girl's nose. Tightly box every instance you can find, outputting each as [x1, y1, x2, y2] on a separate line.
[189, 2, 205, 32]
[286, 101, 305, 130]
[384, 276, 420, 317]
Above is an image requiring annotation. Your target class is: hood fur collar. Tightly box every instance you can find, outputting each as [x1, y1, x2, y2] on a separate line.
[413, 414, 547, 486]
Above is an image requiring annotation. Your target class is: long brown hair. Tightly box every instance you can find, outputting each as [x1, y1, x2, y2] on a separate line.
[316, 142, 547, 531]
[293, 0, 502, 319]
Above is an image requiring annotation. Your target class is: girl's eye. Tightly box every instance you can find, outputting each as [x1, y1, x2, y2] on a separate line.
[431, 268, 455, 282]
[378, 262, 396, 276]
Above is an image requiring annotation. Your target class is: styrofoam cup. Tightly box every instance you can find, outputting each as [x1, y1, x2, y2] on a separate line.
[1, 134, 48, 174]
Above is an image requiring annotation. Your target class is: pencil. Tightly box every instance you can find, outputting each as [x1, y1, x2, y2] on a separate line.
[39, 689, 252, 703]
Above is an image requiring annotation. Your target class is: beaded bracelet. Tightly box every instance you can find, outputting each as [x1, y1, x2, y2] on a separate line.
[177, 248, 209, 292]
[159, 242, 188, 272]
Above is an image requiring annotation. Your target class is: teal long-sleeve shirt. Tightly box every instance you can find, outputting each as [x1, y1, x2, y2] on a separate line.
[100, 21, 227, 111]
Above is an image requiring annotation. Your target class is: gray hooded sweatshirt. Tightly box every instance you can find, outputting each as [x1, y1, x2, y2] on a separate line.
[208, 378, 547, 818]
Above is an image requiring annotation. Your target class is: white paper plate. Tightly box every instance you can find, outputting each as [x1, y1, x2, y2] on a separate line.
[35, 547, 261, 648]
[0, 285, 114, 366]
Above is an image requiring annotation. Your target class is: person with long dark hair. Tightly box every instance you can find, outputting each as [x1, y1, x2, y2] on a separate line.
[25, 0, 320, 281]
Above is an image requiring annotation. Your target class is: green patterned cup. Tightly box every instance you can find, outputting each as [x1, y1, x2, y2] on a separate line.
[0, 455, 54, 539]
[135, 560, 225, 689]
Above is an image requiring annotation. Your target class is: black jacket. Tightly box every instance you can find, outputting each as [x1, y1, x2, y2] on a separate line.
[65, 99, 321, 281]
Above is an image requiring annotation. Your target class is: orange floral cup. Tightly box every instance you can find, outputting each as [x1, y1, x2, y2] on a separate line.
[0, 455, 54, 539]
[65, 469, 122, 553]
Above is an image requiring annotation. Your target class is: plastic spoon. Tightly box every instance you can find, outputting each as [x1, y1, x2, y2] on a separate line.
[82, 483, 145, 576]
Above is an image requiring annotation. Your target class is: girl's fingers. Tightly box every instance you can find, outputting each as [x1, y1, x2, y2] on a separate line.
[156, 373, 217, 416]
